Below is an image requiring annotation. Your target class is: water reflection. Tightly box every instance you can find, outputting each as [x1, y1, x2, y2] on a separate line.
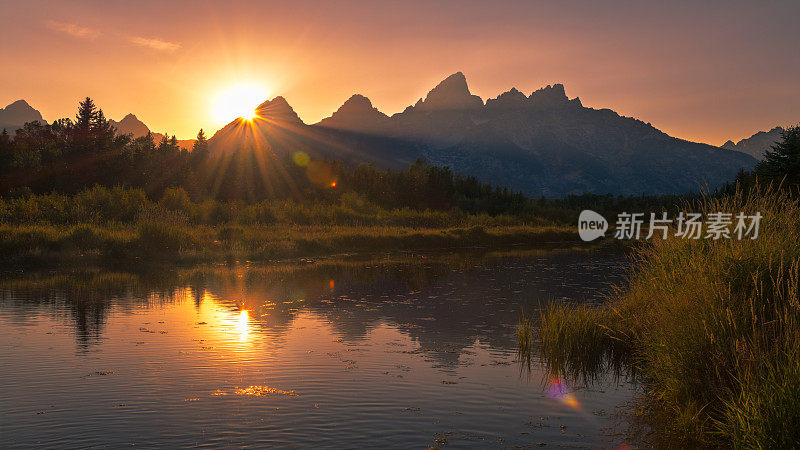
[0, 249, 636, 448]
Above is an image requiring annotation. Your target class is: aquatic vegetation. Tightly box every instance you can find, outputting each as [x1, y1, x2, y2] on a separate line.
[525, 187, 800, 447]
[537, 303, 631, 385]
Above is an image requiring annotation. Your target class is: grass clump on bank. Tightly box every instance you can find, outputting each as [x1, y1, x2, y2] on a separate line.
[526, 187, 800, 447]
[0, 186, 579, 262]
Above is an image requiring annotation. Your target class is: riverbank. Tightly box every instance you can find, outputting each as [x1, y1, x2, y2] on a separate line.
[0, 222, 584, 264]
[526, 188, 800, 447]
[0, 185, 594, 263]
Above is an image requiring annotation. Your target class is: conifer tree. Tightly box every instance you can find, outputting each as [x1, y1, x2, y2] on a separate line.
[75, 97, 97, 132]
[755, 125, 800, 187]
[192, 129, 209, 162]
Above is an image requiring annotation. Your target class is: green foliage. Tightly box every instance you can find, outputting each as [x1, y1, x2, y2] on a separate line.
[192, 128, 209, 158]
[536, 303, 629, 384]
[136, 222, 195, 254]
[73, 185, 147, 223]
[0, 186, 147, 224]
[0, 98, 199, 196]
[160, 187, 192, 213]
[721, 124, 800, 196]
[67, 224, 103, 250]
[0, 185, 580, 262]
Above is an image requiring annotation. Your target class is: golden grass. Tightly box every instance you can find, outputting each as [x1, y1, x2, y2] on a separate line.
[526, 187, 800, 447]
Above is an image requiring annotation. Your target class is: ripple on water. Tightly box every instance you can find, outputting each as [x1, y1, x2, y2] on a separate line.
[0, 250, 636, 448]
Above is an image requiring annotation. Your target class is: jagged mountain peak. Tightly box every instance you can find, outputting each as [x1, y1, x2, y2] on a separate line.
[432, 72, 469, 93]
[529, 84, 568, 106]
[106, 113, 193, 150]
[418, 72, 483, 111]
[4, 99, 35, 110]
[485, 87, 528, 109]
[722, 126, 785, 160]
[1, 99, 43, 117]
[109, 113, 150, 138]
[317, 94, 388, 131]
[341, 94, 374, 109]
[206, 73, 756, 196]
[0, 99, 46, 132]
[258, 95, 288, 108]
[255, 96, 303, 124]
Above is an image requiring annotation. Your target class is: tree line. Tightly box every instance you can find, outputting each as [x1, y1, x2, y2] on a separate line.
[0, 97, 536, 217]
[2, 97, 797, 220]
[720, 124, 800, 195]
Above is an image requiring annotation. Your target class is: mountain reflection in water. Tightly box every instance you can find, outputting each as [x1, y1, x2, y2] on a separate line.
[0, 249, 636, 448]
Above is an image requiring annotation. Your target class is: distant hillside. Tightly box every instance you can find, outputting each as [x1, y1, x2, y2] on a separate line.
[209, 72, 756, 196]
[108, 113, 195, 151]
[0, 101, 197, 151]
[0, 100, 45, 133]
[722, 127, 785, 160]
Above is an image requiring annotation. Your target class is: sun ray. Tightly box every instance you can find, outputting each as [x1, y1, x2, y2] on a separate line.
[212, 84, 267, 124]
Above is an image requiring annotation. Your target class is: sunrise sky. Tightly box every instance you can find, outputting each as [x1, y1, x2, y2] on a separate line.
[2, 0, 798, 144]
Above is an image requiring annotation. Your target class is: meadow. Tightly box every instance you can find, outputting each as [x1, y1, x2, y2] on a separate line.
[0, 185, 578, 262]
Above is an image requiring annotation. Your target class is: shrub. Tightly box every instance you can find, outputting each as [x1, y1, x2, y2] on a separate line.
[217, 225, 243, 243]
[73, 185, 147, 223]
[136, 222, 194, 253]
[67, 224, 102, 250]
[160, 187, 193, 214]
[240, 201, 277, 225]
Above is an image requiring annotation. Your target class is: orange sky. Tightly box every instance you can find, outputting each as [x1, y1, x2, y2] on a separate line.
[1, 0, 798, 144]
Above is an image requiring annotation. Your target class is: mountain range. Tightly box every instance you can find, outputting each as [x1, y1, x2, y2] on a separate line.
[3, 73, 768, 196]
[722, 126, 785, 160]
[207, 72, 757, 196]
[0, 102, 194, 150]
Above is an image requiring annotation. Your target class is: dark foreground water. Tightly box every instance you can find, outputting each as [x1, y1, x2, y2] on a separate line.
[0, 250, 636, 448]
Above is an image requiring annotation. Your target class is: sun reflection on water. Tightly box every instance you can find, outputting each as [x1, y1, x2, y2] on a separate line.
[236, 310, 250, 342]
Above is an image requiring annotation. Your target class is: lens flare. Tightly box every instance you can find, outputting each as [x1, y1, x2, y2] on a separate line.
[547, 379, 581, 410]
[292, 151, 310, 166]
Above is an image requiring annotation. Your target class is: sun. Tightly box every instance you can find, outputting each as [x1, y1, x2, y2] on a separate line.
[212, 83, 267, 123]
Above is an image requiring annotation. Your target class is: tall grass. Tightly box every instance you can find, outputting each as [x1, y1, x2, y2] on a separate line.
[528, 187, 800, 447]
[0, 186, 579, 262]
[0, 186, 552, 228]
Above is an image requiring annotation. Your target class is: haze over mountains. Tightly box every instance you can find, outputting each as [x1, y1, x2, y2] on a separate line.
[208, 72, 757, 196]
[722, 127, 785, 160]
[3, 72, 764, 196]
[0, 102, 194, 150]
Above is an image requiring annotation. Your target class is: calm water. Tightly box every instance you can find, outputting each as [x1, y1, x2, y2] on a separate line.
[0, 250, 636, 448]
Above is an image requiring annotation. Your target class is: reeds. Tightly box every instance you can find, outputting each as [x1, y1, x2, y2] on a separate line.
[528, 186, 800, 447]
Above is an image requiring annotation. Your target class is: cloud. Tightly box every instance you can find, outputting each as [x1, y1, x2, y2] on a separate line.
[129, 36, 181, 52]
[45, 20, 101, 39]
